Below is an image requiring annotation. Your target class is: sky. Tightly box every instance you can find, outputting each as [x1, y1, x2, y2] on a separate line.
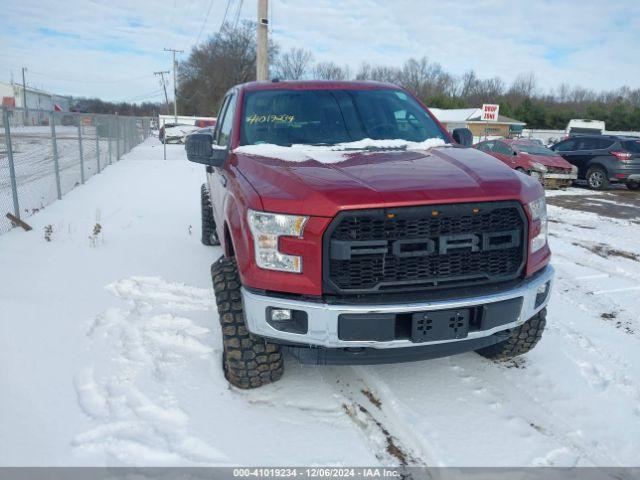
[0, 0, 638, 103]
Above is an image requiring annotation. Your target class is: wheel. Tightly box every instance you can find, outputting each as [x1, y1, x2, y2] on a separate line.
[627, 180, 640, 191]
[586, 166, 609, 190]
[212, 257, 284, 389]
[476, 308, 547, 361]
[201, 183, 220, 246]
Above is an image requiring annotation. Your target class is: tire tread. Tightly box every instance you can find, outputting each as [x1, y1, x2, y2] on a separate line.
[201, 183, 220, 246]
[476, 308, 547, 361]
[212, 257, 284, 389]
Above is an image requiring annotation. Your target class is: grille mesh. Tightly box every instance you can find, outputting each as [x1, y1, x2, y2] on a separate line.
[325, 203, 526, 293]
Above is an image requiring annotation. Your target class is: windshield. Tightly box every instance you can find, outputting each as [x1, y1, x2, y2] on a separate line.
[240, 88, 449, 147]
[514, 143, 558, 156]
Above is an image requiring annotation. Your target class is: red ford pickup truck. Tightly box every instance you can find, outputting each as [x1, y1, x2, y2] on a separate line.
[186, 80, 553, 389]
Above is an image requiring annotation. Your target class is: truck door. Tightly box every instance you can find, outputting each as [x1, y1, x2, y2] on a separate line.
[209, 93, 236, 235]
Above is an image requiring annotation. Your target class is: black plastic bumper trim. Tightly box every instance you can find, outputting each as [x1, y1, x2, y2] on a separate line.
[283, 330, 511, 365]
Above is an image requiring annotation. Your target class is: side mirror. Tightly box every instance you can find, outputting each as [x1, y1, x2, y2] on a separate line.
[452, 128, 473, 147]
[186, 133, 227, 167]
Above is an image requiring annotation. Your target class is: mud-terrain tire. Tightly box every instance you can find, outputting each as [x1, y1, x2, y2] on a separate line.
[586, 166, 609, 190]
[626, 180, 640, 191]
[211, 257, 284, 389]
[476, 308, 547, 361]
[201, 183, 220, 246]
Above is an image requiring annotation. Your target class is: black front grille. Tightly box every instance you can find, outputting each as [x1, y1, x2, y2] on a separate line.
[323, 201, 527, 294]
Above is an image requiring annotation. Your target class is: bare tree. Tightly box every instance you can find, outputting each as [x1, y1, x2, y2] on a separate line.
[274, 47, 314, 80]
[508, 72, 538, 100]
[178, 21, 279, 115]
[313, 62, 351, 80]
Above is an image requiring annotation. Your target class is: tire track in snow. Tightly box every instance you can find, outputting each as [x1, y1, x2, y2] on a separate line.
[73, 276, 227, 465]
[455, 360, 619, 466]
[351, 362, 593, 466]
[319, 367, 427, 467]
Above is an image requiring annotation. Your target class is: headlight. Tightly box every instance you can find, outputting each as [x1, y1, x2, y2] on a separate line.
[531, 162, 547, 172]
[571, 165, 578, 174]
[247, 210, 308, 273]
[528, 197, 547, 253]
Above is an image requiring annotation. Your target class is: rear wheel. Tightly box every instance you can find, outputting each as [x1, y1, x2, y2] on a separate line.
[476, 309, 547, 361]
[626, 180, 640, 191]
[201, 184, 220, 246]
[586, 166, 609, 190]
[212, 257, 284, 389]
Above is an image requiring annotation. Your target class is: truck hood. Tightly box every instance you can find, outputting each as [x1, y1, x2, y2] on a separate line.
[233, 146, 543, 217]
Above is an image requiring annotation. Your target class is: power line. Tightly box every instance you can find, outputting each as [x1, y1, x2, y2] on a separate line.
[233, 0, 244, 28]
[125, 89, 166, 102]
[219, 0, 232, 31]
[26, 70, 153, 84]
[154, 70, 171, 107]
[195, 0, 215, 44]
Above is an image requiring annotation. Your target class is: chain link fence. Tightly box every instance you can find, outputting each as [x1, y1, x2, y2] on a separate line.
[0, 107, 152, 234]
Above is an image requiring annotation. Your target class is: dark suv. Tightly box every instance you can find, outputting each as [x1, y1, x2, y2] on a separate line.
[550, 135, 640, 190]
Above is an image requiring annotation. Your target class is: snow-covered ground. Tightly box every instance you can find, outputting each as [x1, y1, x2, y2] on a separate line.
[1, 138, 639, 467]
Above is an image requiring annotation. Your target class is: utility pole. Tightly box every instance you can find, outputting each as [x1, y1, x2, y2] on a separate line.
[21, 67, 28, 125]
[256, 0, 269, 81]
[154, 70, 171, 111]
[163, 48, 183, 123]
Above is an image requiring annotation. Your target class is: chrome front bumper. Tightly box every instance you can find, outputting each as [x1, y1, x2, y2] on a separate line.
[242, 265, 554, 349]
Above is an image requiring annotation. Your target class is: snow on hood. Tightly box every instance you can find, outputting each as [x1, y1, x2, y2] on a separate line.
[233, 138, 448, 164]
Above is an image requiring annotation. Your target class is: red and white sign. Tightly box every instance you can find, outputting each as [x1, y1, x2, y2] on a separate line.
[481, 104, 500, 121]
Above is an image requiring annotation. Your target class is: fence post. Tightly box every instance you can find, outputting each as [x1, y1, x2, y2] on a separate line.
[96, 116, 101, 173]
[2, 107, 21, 220]
[78, 116, 85, 184]
[50, 112, 62, 199]
[116, 116, 120, 160]
[108, 117, 112, 165]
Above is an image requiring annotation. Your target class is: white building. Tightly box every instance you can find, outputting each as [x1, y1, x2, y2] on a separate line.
[429, 107, 525, 140]
[0, 81, 71, 125]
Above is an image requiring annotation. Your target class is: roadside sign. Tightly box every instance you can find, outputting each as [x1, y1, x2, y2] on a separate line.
[481, 104, 500, 121]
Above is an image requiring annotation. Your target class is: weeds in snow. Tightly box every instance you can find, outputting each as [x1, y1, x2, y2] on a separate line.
[89, 223, 102, 247]
[44, 225, 53, 242]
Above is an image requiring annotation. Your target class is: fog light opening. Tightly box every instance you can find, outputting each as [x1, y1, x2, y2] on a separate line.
[270, 309, 292, 321]
[535, 281, 550, 308]
[266, 307, 308, 334]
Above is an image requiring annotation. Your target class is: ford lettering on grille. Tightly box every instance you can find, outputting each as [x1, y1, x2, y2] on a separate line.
[333, 230, 519, 259]
[324, 202, 527, 294]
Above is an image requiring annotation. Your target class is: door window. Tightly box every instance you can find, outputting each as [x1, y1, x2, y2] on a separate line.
[217, 94, 237, 147]
[595, 138, 615, 149]
[493, 142, 512, 155]
[555, 139, 576, 152]
[575, 138, 598, 151]
[477, 141, 493, 152]
[213, 95, 231, 143]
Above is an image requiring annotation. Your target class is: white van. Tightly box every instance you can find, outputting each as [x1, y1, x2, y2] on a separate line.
[565, 119, 605, 136]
